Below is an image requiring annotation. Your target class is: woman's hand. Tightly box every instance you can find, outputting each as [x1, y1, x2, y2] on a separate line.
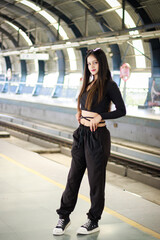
[90, 114, 102, 132]
[76, 111, 81, 123]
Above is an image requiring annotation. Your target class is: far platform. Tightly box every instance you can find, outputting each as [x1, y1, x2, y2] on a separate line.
[0, 93, 160, 148]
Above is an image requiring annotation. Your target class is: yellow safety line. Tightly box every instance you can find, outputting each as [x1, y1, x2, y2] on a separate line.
[0, 153, 160, 239]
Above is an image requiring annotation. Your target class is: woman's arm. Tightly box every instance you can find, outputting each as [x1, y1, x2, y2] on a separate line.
[99, 81, 126, 120]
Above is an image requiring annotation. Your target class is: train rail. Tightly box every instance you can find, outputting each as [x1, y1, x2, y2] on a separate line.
[0, 119, 160, 178]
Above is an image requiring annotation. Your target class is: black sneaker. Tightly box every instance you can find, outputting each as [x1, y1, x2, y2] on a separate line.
[77, 219, 100, 235]
[53, 218, 71, 235]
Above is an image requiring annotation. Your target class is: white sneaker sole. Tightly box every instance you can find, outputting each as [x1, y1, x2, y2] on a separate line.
[53, 221, 71, 236]
[77, 226, 100, 235]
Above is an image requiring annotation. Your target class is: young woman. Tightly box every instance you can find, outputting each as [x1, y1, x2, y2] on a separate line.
[53, 48, 126, 235]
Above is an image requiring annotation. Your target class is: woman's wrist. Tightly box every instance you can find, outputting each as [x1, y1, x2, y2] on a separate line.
[96, 114, 102, 122]
[77, 110, 81, 114]
[76, 111, 81, 123]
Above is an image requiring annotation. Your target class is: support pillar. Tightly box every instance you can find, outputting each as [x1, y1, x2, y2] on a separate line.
[32, 60, 45, 96]
[16, 60, 27, 94]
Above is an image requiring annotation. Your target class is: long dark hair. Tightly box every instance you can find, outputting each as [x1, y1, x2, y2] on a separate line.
[77, 48, 112, 111]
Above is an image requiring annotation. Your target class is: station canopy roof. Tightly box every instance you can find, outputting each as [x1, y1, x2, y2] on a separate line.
[0, 0, 160, 70]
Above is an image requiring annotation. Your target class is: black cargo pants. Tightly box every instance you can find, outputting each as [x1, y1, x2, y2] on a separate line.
[56, 124, 110, 221]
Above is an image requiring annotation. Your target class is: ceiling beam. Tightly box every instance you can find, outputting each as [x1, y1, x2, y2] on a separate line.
[0, 13, 35, 44]
[0, 0, 56, 42]
[0, 26, 18, 47]
[0, 26, 160, 56]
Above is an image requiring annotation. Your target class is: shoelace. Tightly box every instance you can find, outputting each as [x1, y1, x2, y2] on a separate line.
[57, 219, 64, 227]
[83, 220, 92, 228]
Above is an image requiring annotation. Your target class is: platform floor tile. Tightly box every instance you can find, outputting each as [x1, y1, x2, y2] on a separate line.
[0, 139, 160, 240]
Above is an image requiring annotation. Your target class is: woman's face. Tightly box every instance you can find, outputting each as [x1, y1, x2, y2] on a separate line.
[87, 55, 99, 79]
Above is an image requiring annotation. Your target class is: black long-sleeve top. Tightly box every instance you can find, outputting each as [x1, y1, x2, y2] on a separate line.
[80, 80, 126, 120]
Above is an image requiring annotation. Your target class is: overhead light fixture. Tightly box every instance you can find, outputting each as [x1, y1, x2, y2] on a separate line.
[66, 42, 80, 47]
[79, 40, 91, 45]
[87, 39, 97, 45]
[21, 0, 41, 11]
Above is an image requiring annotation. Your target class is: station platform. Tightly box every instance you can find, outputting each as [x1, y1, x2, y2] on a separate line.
[0, 92, 160, 120]
[0, 93, 160, 148]
[0, 138, 160, 240]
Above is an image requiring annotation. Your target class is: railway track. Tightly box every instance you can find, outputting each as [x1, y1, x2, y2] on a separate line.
[0, 119, 160, 178]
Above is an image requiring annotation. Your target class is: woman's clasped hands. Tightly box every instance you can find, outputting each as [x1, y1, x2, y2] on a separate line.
[75, 111, 102, 132]
[89, 114, 102, 132]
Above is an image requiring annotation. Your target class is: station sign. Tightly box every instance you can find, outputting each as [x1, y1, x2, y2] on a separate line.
[120, 63, 131, 81]
[20, 53, 49, 60]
